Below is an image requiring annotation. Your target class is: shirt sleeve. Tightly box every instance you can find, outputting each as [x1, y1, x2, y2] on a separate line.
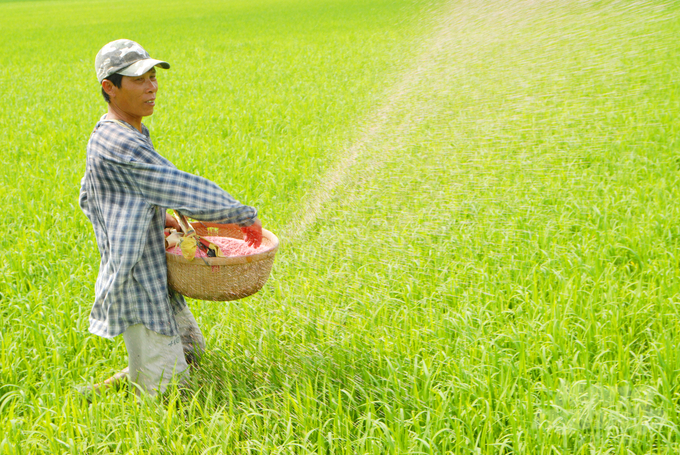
[78, 176, 90, 218]
[118, 158, 258, 227]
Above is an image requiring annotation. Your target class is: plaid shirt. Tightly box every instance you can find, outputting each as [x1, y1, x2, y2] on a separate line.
[79, 115, 257, 338]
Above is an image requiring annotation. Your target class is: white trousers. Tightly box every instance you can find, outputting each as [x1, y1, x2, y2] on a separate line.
[123, 306, 205, 396]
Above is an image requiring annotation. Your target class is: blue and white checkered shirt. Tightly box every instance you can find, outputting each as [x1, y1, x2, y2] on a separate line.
[79, 115, 257, 338]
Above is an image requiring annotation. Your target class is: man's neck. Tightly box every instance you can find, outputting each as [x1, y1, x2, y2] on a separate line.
[106, 104, 143, 133]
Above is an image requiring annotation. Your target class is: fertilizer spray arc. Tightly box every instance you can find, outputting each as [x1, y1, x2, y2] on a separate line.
[284, 0, 461, 242]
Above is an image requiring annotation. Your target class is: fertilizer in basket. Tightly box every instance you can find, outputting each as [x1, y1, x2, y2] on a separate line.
[167, 236, 268, 258]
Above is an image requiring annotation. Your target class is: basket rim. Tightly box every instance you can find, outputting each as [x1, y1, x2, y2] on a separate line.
[165, 227, 279, 266]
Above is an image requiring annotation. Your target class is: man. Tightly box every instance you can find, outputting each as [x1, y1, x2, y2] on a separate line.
[79, 39, 262, 396]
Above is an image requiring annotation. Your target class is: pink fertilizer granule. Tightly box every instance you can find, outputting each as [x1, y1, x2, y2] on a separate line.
[167, 236, 268, 258]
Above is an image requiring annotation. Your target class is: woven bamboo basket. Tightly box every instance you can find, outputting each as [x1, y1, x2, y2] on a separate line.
[166, 221, 278, 301]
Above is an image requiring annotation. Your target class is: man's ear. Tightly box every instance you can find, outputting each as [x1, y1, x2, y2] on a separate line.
[102, 79, 117, 99]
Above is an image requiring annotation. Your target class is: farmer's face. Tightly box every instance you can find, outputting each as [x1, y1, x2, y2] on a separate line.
[110, 68, 158, 119]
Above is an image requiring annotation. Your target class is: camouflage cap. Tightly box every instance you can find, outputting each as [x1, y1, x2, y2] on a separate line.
[95, 39, 170, 83]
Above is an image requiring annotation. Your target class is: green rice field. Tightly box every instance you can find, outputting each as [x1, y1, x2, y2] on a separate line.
[1, 0, 680, 453]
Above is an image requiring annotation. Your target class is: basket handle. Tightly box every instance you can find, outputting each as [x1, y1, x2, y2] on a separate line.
[173, 211, 195, 237]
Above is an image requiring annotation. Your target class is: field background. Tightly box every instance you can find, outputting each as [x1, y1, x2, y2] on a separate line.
[1, 0, 680, 453]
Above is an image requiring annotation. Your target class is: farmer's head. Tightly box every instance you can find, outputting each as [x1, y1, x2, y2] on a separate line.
[95, 39, 170, 115]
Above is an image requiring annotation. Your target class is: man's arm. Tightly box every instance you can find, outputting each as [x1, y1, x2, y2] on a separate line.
[120, 159, 258, 226]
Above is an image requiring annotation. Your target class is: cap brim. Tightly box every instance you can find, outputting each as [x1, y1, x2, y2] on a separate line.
[116, 58, 170, 77]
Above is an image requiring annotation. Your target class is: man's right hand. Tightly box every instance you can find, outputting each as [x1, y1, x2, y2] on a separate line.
[241, 218, 263, 248]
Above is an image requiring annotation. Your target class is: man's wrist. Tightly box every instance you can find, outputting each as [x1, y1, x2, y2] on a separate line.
[239, 216, 258, 228]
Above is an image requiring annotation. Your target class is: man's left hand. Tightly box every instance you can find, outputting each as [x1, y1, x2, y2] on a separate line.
[165, 212, 180, 231]
[241, 218, 263, 248]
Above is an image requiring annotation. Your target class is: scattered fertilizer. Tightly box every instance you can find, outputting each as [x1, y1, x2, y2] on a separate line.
[167, 236, 268, 258]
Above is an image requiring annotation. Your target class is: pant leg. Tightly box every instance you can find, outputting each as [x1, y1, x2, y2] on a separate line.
[174, 306, 206, 364]
[123, 324, 189, 396]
